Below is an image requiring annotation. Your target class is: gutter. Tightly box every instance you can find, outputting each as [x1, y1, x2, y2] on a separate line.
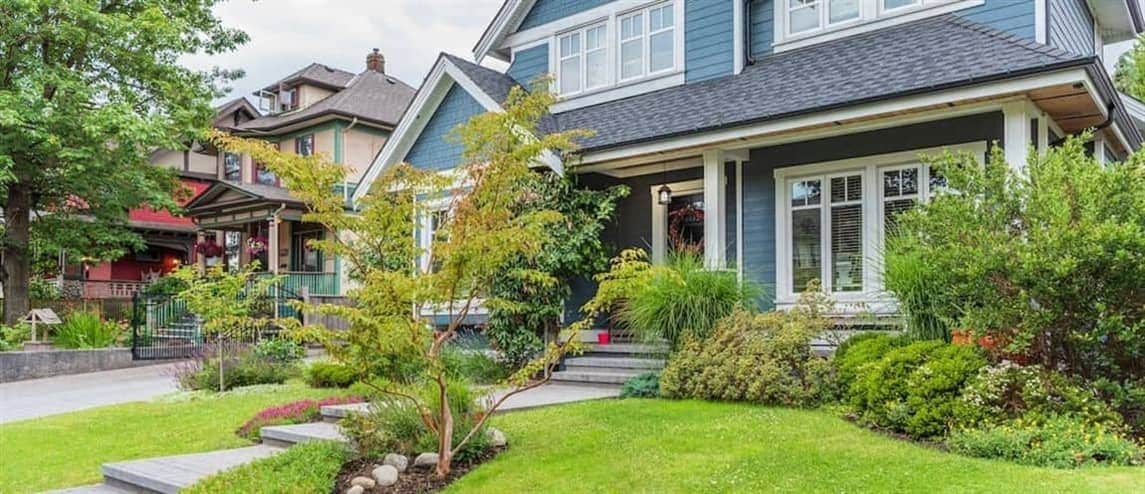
[1050, 102, 1115, 147]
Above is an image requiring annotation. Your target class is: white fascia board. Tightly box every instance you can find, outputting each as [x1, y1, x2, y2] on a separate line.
[577, 69, 1091, 166]
[474, 0, 532, 63]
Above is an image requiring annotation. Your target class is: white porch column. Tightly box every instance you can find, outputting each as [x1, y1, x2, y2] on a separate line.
[1002, 100, 1032, 174]
[703, 149, 726, 269]
[268, 214, 280, 274]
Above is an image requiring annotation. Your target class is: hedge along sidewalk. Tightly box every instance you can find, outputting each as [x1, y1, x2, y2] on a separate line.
[0, 383, 351, 493]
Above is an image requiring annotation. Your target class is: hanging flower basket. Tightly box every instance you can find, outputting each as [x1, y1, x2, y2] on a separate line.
[247, 236, 269, 256]
[194, 239, 223, 259]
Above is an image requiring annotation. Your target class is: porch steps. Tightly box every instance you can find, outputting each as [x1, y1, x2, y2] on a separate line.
[97, 445, 284, 494]
[259, 421, 348, 448]
[320, 401, 373, 422]
[551, 342, 667, 387]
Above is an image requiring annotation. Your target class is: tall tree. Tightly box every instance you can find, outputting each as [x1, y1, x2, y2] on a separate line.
[1115, 34, 1145, 100]
[0, 1, 247, 323]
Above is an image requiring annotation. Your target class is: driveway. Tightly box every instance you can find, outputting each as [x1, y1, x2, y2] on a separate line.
[0, 362, 182, 424]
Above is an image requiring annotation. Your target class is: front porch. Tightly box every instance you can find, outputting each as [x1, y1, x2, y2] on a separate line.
[574, 74, 1131, 317]
[185, 180, 342, 297]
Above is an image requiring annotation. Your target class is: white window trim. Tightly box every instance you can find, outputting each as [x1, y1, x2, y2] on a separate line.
[645, 3, 677, 76]
[417, 198, 451, 274]
[786, 0, 864, 38]
[774, 0, 984, 53]
[650, 178, 703, 264]
[556, 22, 610, 97]
[773, 141, 986, 312]
[544, 0, 685, 108]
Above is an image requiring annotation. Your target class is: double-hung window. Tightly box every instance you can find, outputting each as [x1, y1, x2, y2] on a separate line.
[879, 164, 945, 236]
[557, 23, 607, 95]
[223, 152, 241, 181]
[619, 2, 675, 82]
[295, 134, 314, 157]
[787, 0, 861, 36]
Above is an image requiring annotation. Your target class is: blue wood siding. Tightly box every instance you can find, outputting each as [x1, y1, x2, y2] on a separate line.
[508, 43, 550, 87]
[403, 84, 485, 171]
[1048, 0, 1094, 55]
[740, 159, 777, 309]
[686, 0, 736, 82]
[749, 0, 775, 58]
[956, 0, 1036, 40]
[519, 0, 614, 31]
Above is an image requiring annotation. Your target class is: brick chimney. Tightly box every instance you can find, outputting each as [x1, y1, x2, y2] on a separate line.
[366, 48, 385, 74]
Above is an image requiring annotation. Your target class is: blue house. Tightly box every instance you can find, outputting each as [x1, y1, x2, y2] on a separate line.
[356, 1, 1145, 323]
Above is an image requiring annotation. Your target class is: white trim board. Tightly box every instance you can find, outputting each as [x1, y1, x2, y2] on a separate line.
[649, 178, 704, 264]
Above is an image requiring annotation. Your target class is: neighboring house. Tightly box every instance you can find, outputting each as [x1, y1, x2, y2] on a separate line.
[357, 0, 1144, 321]
[73, 99, 260, 299]
[179, 49, 415, 298]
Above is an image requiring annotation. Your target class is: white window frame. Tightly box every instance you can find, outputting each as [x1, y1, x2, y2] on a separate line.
[775, 0, 983, 51]
[417, 202, 451, 274]
[645, 2, 677, 76]
[556, 22, 611, 96]
[773, 142, 987, 311]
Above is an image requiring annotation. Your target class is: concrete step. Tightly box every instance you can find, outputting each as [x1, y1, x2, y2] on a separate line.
[101, 445, 283, 494]
[563, 356, 664, 371]
[320, 402, 372, 422]
[551, 368, 644, 386]
[259, 421, 347, 448]
[43, 484, 134, 494]
[580, 343, 668, 356]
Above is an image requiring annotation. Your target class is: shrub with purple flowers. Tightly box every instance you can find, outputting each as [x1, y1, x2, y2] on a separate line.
[236, 396, 364, 441]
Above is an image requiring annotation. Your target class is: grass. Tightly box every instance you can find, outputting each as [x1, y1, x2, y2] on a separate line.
[182, 440, 350, 494]
[0, 383, 349, 493]
[449, 399, 1145, 494]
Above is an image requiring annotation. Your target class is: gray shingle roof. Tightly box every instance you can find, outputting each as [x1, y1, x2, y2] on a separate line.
[239, 70, 416, 132]
[258, 63, 357, 92]
[559, 14, 1090, 152]
[441, 54, 557, 133]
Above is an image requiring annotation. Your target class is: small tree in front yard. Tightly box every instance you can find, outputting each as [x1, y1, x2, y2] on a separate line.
[883, 134, 1145, 431]
[169, 263, 280, 392]
[211, 83, 595, 476]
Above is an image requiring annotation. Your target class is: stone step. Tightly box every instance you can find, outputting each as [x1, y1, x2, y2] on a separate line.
[43, 484, 134, 494]
[320, 402, 372, 422]
[259, 421, 347, 448]
[551, 369, 644, 386]
[101, 445, 283, 494]
[563, 356, 664, 371]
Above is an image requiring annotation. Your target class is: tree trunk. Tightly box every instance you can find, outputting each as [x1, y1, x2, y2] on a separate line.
[436, 387, 454, 478]
[3, 183, 32, 325]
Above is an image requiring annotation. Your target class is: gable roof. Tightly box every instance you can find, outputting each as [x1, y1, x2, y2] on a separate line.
[258, 63, 357, 93]
[237, 69, 416, 133]
[212, 97, 260, 131]
[185, 180, 304, 213]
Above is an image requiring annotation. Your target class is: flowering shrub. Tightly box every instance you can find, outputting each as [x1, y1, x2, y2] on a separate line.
[236, 396, 364, 441]
[955, 362, 1123, 430]
[947, 415, 1143, 468]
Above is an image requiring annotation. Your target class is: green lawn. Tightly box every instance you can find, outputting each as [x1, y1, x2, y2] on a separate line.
[450, 399, 1145, 494]
[0, 384, 349, 493]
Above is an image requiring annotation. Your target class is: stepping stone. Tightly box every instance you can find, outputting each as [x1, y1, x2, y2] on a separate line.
[259, 421, 347, 448]
[101, 445, 283, 494]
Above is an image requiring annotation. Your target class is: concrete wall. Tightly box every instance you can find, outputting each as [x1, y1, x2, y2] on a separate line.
[0, 348, 140, 382]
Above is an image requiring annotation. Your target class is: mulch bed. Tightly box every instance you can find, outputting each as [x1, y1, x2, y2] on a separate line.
[333, 447, 504, 494]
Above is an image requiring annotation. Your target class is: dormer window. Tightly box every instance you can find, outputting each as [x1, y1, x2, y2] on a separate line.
[280, 88, 298, 112]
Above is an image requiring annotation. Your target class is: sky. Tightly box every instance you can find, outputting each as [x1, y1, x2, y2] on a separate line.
[185, 0, 1138, 106]
[183, 0, 506, 105]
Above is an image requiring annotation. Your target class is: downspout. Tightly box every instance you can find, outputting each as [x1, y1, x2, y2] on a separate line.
[744, 0, 755, 67]
[1050, 102, 1116, 147]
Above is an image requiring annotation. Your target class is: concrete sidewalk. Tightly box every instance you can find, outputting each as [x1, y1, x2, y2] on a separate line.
[0, 362, 182, 424]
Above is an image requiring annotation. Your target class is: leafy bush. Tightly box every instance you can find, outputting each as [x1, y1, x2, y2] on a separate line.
[235, 396, 363, 441]
[184, 440, 350, 494]
[142, 275, 189, 296]
[0, 324, 31, 351]
[252, 338, 306, 363]
[304, 361, 360, 389]
[53, 312, 124, 349]
[660, 303, 834, 407]
[620, 372, 661, 399]
[883, 137, 1145, 425]
[28, 277, 60, 300]
[832, 332, 908, 393]
[341, 378, 490, 461]
[847, 341, 986, 438]
[177, 347, 299, 391]
[955, 362, 1123, 430]
[882, 246, 949, 341]
[947, 415, 1143, 468]
[443, 346, 509, 385]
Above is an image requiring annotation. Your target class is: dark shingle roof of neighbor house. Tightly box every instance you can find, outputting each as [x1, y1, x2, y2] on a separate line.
[258, 63, 358, 92]
[238, 69, 417, 132]
[445, 15, 1141, 153]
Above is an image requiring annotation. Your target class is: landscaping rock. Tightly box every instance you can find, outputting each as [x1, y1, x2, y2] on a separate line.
[383, 453, 409, 472]
[345, 486, 364, 494]
[372, 464, 399, 486]
[413, 452, 439, 469]
[487, 427, 507, 447]
[350, 476, 376, 489]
